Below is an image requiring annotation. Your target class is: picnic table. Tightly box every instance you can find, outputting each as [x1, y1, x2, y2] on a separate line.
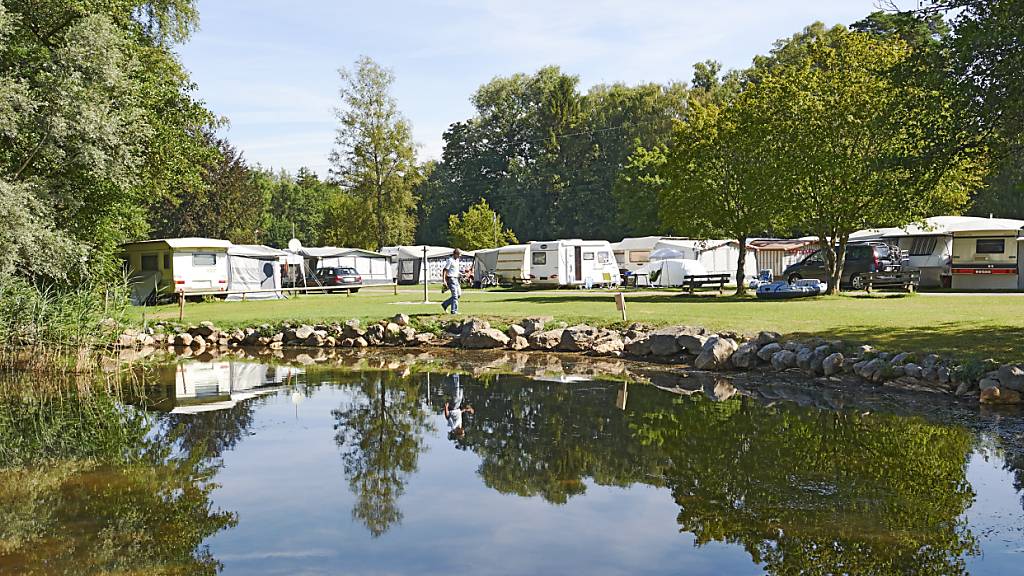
[680, 273, 732, 295]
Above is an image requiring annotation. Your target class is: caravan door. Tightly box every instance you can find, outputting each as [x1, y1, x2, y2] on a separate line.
[573, 246, 583, 283]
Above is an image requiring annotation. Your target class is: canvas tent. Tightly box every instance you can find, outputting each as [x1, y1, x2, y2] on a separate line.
[226, 245, 286, 300]
[382, 245, 475, 285]
[749, 238, 818, 277]
[472, 248, 500, 281]
[632, 259, 708, 287]
[652, 239, 758, 282]
[294, 246, 393, 284]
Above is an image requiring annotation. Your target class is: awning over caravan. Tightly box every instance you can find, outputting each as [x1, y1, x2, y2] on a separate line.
[294, 246, 393, 283]
[226, 245, 285, 300]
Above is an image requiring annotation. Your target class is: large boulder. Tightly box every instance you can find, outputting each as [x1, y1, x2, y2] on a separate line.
[520, 317, 551, 336]
[755, 331, 781, 347]
[694, 336, 738, 370]
[509, 335, 530, 351]
[676, 334, 710, 355]
[558, 325, 601, 352]
[795, 347, 815, 371]
[757, 343, 782, 362]
[624, 337, 652, 357]
[980, 386, 1022, 404]
[392, 313, 410, 327]
[459, 318, 490, 340]
[770, 350, 797, 371]
[342, 319, 365, 339]
[822, 353, 845, 376]
[647, 327, 693, 356]
[173, 333, 194, 348]
[294, 324, 315, 341]
[189, 321, 216, 338]
[413, 332, 435, 346]
[590, 331, 625, 355]
[364, 324, 385, 345]
[997, 364, 1024, 392]
[507, 324, 526, 338]
[462, 328, 510, 349]
[384, 322, 402, 343]
[528, 329, 564, 351]
[903, 363, 923, 379]
[730, 342, 760, 369]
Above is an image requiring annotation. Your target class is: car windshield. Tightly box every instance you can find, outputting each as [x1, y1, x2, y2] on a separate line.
[874, 245, 891, 257]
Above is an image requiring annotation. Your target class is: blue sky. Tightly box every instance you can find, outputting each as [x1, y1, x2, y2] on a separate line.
[176, 0, 897, 176]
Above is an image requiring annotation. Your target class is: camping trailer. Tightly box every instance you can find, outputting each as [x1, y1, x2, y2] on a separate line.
[495, 244, 531, 284]
[612, 236, 677, 273]
[295, 247, 393, 284]
[528, 240, 620, 287]
[226, 245, 286, 300]
[852, 216, 1024, 289]
[123, 238, 232, 304]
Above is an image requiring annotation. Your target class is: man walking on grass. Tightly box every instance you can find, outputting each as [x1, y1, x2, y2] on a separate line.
[441, 248, 462, 314]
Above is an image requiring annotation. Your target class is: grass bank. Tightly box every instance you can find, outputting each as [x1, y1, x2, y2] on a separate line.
[129, 286, 1024, 362]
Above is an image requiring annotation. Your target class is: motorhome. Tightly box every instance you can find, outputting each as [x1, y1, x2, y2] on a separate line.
[528, 240, 620, 287]
[852, 216, 1024, 289]
[123, 237, 232, 304]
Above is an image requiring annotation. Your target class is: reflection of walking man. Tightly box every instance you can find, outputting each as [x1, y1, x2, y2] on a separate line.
[441, 249, 462, 314]
[444, 374, 474, 438]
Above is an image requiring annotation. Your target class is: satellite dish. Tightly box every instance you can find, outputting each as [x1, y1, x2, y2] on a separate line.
[287, 238, 302, 251]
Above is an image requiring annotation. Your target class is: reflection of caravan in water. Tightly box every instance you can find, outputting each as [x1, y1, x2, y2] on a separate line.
[148, 361, 302, 414]
[528, 240, 620, 287]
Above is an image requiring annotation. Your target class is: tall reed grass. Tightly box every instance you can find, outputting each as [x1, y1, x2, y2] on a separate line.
[0, 276, 132, 372]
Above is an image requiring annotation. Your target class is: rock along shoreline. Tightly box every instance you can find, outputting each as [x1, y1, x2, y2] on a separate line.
[115, 314, 1024, 406]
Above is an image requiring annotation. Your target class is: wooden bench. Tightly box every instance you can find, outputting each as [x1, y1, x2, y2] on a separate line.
[680, 273, 732, 295]
[864, 269, 920, 294]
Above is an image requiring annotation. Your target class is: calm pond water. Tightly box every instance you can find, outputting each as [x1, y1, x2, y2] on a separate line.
[1, 352, 1022, 575]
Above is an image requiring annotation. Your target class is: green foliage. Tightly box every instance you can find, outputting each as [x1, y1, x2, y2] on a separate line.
[419, 67, 686, 244]
[331, 56, 419, 249]
[744, 25, 986, 293]
[0, 276, 130, 349]
[447, 198, 518, 250]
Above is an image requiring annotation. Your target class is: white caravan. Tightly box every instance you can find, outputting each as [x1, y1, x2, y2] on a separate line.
[495, 244, 531, 284]
[123, 238, 232, 303]
[528, 240, 620, 287]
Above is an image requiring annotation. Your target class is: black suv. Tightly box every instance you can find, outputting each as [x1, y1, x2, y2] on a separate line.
[783, 242, 902, 289]
[314, 267, 363, 292]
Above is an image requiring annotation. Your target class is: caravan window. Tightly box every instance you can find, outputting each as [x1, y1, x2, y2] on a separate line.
[597, 252, 611, 264]
[908, 236, 938, 256]
[141, 254, 158, 271]
[583, 252, 595, 261]
[628, 250, 649, 263]
[532, 252, 547, 265]
[976, 239, 1005, 254]
[193, 253, 217, 266]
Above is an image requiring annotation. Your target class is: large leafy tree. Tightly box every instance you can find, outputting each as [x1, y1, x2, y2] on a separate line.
[749, 24, 985, 293]
[447, 198, 518, 250]
[0, 0, 218, 281]
[330, 56, 419, 250]
[648, 96, 791, 294]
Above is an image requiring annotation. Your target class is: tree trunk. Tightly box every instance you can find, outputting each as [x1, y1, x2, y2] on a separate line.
[826, 236, 849, 295]
[734, 237, 747, 296]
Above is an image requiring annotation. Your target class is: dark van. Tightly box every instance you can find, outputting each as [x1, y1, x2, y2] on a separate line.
[783, 242, 902, 289]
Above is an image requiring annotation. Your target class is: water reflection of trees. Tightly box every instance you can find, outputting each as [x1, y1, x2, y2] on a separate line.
[0, 384, 237, 574]
[438, 377, 981, 575]
[332, 372, 433, 537]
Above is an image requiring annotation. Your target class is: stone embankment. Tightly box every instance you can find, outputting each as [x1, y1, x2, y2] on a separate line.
[115, 315, 1023, 406]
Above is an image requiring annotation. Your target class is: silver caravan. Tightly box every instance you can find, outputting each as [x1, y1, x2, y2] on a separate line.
[528, 240, 620, 287]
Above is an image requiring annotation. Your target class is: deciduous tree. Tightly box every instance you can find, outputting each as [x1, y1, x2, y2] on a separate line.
[447, 199, 518, 250]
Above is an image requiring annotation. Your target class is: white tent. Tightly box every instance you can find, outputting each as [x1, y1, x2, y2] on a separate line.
[632, 259, 708, 287]
[295, 246, 393, 284]
[652, 239, 757, 282]
[382, 245, 476, 285]
[472, 248, 500, 281]
[226, 245, 286, 300]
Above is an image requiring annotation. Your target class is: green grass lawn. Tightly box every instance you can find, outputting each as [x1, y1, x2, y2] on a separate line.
[130, 286, 1024, 361]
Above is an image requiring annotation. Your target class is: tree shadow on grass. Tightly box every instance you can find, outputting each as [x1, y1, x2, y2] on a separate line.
[792, 321, 1023, 362]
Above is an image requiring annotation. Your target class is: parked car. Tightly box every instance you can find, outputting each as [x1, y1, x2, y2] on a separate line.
[314, 267, 362, 292]
[783, 242, 903, 289]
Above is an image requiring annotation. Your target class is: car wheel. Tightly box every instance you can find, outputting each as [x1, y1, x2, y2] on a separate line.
[788, 274, 802, 284]
[850, 274, 865, 290]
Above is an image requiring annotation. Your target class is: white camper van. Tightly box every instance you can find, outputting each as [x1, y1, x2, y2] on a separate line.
[528, 240, 620, 287]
